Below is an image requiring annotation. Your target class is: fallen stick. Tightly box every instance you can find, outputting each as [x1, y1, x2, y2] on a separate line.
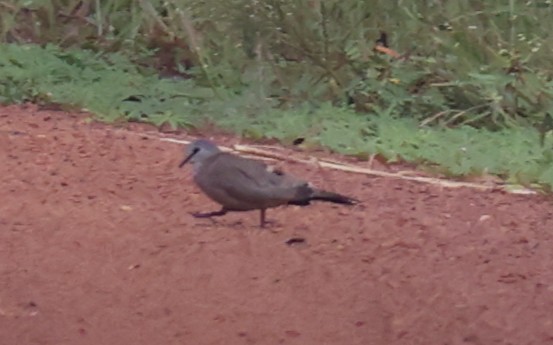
[232, 144, 497, 191]
[154, 136, 536, 194]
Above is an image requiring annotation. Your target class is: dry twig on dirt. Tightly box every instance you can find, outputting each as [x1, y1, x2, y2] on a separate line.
[156, 136, 538, 194]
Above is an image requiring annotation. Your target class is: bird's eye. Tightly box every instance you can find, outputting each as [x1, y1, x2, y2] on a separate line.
[193, 147, 200, 154]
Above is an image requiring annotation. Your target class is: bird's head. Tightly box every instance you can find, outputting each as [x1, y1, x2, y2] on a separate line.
[179, 139, 221, 169]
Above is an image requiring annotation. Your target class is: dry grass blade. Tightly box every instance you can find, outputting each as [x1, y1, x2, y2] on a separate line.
[233, 144, 500, 191]
[156, 136, 534, 193]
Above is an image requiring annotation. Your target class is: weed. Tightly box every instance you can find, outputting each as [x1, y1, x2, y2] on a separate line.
[1, 1, 553, 126]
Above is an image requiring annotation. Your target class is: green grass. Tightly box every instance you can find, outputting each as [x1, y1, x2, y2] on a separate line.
[1, 43, 552, 190]
[0, 43, 214, 127]
[2, 0, 553, 128]
[216, 104, 553, 189]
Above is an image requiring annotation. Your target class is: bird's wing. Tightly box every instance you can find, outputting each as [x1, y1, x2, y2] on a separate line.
[198, 153, 309, 209]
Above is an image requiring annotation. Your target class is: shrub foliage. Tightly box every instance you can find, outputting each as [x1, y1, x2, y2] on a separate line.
[1, 0, 552, 127]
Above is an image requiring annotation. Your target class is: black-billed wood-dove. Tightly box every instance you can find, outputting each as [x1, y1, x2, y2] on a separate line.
[179, 139, 358, 227]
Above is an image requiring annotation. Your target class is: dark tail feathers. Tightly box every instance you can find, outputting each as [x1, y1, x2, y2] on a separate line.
[288, 189, 358, 206]
[310, 190, 358, 205]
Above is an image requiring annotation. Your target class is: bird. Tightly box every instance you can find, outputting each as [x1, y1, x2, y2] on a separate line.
[179, 139, 358, 227]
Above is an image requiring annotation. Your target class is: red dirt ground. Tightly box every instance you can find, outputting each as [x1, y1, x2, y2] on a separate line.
[1, 104, 553, 345]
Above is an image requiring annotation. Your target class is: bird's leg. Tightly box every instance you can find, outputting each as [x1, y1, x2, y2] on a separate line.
[259, 209, 267, 228]
[192, 208, 228, 219]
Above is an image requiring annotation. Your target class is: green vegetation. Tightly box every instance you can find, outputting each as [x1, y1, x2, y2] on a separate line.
[1, 1, 553, 189]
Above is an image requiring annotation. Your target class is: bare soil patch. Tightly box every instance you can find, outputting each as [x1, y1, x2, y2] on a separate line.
[1, 104, 553, 345]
